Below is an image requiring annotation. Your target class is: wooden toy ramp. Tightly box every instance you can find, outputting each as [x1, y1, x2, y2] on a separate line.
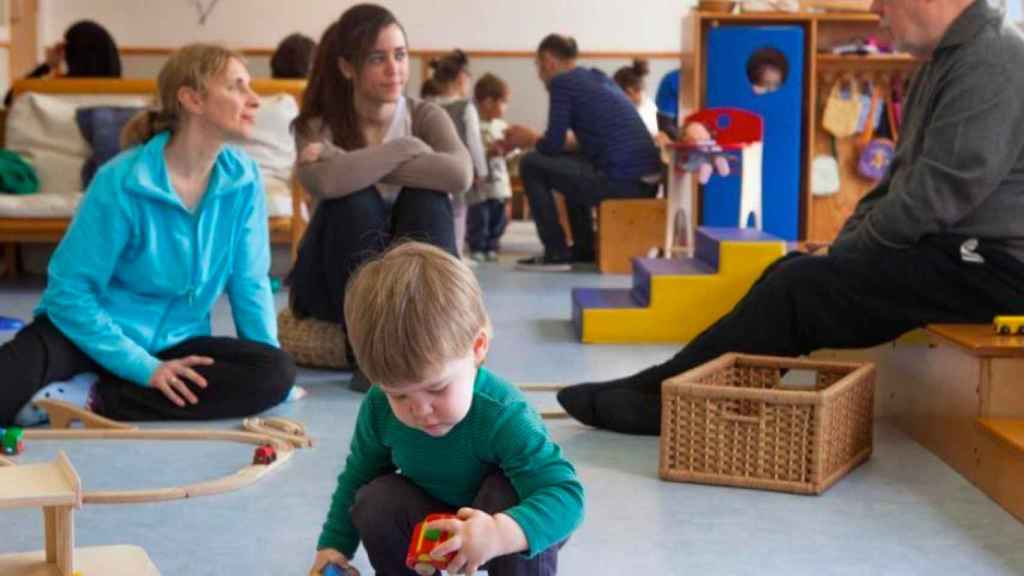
[0, 452, 160, 575]
[572, 227, 786, 343]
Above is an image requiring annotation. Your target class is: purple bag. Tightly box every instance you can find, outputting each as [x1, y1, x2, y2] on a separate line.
[857, 138, 895, 181]
[856, 83, 896, 181]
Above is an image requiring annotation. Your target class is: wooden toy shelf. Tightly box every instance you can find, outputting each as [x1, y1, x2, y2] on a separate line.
[683, 10, 921, 242]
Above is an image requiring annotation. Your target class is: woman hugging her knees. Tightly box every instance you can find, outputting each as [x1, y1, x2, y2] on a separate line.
[286, 4, 473, 388]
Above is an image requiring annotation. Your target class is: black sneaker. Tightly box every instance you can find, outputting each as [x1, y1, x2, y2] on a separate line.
[349, 366, 372, 393]
[515, 254, 572, 272]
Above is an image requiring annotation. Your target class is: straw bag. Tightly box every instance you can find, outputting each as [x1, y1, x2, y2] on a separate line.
[822, 78, 862, 138]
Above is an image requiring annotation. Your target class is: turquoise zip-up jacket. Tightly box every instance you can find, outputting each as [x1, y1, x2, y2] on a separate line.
[36, 131, 277, 386]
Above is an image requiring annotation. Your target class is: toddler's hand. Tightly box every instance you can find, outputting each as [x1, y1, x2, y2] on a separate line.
[427, 508, 511, 575]
[309, 548, 359, 576]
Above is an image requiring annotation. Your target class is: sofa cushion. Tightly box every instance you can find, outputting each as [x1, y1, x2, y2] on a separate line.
[5, 93, 153, 199]
[76, 105, 144, 188]
[0, 192, 80, 218]
[2, 92, 296, 219]
[235, 93, 298, 184]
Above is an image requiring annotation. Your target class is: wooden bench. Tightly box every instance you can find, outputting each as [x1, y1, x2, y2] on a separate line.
[1, 78, 306, 279]
[817, 324, 1024, 522]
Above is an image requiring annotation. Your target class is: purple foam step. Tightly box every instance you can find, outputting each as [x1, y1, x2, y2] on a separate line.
[571, 288, 643, 340]
[630, 257, 714, 307]
[694, 227, 782, 271]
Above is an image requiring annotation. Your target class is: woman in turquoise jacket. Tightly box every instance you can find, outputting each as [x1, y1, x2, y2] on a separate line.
[0, 44, 295, 424]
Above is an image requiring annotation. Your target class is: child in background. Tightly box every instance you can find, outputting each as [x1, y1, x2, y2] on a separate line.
[613, 59, 658, 137]
[423, 50, 489, 262]
[309, 242, 584, 576]
[466, 73, 515, 262]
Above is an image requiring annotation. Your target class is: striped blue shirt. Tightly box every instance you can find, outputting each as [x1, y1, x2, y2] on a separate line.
[536, 67, 661, 181]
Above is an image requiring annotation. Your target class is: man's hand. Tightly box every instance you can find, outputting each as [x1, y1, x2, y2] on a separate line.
[502, 125, 541, 150]
[148, 356, 213, 407]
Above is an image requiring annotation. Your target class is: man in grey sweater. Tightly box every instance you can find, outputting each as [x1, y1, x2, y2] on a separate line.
[558, 0, 1024, 435]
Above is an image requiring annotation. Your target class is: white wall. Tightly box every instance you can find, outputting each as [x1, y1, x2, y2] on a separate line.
[41, 0, 695, 51]
[41, 0, 695, 130]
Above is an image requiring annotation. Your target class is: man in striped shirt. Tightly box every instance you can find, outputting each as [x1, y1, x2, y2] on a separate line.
[503, 34, 663, 271]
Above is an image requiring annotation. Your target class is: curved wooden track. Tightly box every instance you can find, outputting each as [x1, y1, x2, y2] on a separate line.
[8, 399, 312, 504]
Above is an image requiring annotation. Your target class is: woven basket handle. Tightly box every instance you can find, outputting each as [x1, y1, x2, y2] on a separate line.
[721, 413, 763, 424]
[719, 402, 766, 424]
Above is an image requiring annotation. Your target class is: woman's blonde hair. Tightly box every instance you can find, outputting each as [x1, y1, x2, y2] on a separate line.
[344, 241, 491, 387]
[120, 43, 243, 148]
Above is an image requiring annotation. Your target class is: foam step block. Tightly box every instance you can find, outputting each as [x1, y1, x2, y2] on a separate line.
[574, 226, 787, 343]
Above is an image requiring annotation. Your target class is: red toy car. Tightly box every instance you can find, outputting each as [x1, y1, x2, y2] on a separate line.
[406, 513, 457, 575]
[252, 444, 277, 465]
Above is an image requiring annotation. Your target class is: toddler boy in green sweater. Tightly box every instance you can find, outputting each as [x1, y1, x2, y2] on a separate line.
[310, 242, 584, 576]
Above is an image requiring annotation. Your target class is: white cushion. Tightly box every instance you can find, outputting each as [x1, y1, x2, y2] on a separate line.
[0, 192, 80, 218]
[5, 93, 153, 198]
[264, 175, 293, 218]
[2, 92, 296, 219]
[235, 94, 299, 184]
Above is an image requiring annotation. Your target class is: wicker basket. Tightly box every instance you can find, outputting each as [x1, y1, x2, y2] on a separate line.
[660, 354, 875, 494]
[277, 308, 349, 369]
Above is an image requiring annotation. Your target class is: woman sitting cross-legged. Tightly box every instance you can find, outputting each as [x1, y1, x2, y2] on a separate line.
[0, 44, 296, 426]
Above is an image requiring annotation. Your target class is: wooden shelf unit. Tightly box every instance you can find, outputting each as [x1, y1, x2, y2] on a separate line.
[684, 10, 921, 241]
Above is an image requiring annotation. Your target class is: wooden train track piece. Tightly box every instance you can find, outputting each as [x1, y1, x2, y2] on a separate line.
[37, 398, 136, 430]
[243, 416, 314, 448]
[517, 383, 568, 419]
[11, 400, 310, 505]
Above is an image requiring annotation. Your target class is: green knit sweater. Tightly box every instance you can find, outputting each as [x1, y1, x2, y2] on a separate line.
[317, 367, 585, 558]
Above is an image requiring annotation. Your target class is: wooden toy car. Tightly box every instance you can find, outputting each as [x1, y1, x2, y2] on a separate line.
[2, 426, 24, 456]
[252, 444, 276, 465]
[406, 513, 457, 575]
[993, 316, 1024, 335]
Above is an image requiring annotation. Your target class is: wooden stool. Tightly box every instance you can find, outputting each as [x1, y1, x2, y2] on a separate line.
[596, 198, 667, 274]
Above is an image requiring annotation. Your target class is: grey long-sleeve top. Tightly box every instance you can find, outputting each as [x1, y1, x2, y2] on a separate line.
[294, 97, 473, 214]
[832, 0, 1024, 263]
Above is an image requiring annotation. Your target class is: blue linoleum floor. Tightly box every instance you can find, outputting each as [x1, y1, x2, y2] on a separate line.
[2, 223, 1023, 575]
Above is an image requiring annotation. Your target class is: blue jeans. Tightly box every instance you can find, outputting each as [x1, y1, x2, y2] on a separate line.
[519, 152, 657, 260]
[288, 187, 456, 328]
[466, 199, 509, 253]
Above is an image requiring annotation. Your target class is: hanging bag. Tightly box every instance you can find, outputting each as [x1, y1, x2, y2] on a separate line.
[821, 77, 862, 138]
[857, 81, 896, 181]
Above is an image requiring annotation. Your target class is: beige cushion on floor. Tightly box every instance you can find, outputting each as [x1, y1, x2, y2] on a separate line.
[277, 308, 348, 369]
